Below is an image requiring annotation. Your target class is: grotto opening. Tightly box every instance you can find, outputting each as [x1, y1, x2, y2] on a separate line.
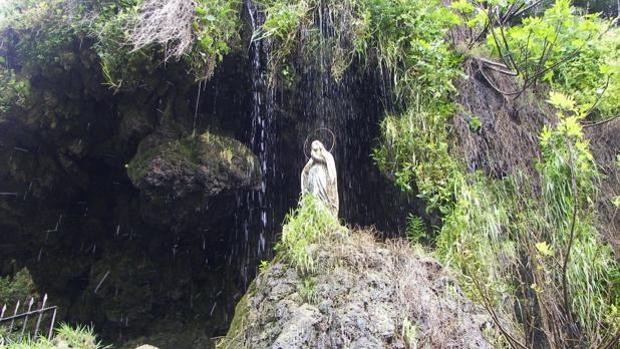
[1, 0, 619, 347]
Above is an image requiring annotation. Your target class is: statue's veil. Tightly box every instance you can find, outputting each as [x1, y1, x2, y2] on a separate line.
[322, 145, 337, 185]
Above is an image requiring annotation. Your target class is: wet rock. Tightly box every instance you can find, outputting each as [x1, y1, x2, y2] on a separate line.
[127, 132, 261, 231]
[221, 229, 493, 348]
[118, 321, 216, 349]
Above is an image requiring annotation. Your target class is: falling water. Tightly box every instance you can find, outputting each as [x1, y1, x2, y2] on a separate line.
[230, 0, 419, 287]
[235, 0, 277, 286]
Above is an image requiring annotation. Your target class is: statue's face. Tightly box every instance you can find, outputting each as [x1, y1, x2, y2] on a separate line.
[311, 140, 323, 161]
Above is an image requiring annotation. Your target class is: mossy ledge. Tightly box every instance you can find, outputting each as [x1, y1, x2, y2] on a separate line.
[126, 131, 261, 231]
[127, 131, 260, 190]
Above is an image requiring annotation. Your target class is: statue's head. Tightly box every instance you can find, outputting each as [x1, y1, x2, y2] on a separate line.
[310, 140, 325, 162]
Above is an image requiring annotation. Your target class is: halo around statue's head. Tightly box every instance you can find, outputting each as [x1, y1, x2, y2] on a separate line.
[303, 127, 336, 158]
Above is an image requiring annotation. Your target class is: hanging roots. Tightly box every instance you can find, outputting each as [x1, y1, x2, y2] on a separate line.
[129, 0, 196, 61]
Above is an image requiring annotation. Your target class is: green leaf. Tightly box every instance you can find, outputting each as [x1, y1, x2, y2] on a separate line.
[547, 91, 576, 111]
[535, 241, 554, 257]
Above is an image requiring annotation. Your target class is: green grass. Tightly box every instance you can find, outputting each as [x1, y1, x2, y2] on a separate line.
[297, 277, 319, 304]
[275, 194, 343, 274]
[1, 324, 108, 349]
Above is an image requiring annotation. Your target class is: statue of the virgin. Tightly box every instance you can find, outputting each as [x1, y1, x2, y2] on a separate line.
[301, 140, 339, 216]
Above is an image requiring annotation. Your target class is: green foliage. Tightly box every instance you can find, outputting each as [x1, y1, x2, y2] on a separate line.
[436, 174, 515, 302]
[275, 194, 342, 274]
[254, 0, 308, 69]
[0, 268, 36, 305]
[361, 0, 463, 212]
[0, 70, 30, 114]
[254, 0, 371, 81]
[467, 116, 482, 132]
[358, 0, 461, 102]
[191, 0, 241, 79]
[551, 26, 620, 119]
[297, 277, 318, 304]
[405, 214, 428, 243]
[90, 2, 146, 90]
[485, 0, 620, 119]
[536, 91, 618, 336]
[401, 317, 419, 348]
[258, 260, 269, 273]
[373, 107, 460, 212]
[0, 0, 77, 70]
[0, 0, 242, 90]
[436, 91, 620, 346]
[53, 324, 107, 349]
[95, 0, 241, 84]
[1, 324, 108, 349]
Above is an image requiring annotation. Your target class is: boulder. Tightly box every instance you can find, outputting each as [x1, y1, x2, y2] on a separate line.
[127, 132, 261, 231]
[220, 229, 492, 348]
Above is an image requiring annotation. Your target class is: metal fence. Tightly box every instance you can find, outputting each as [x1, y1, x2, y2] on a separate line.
[0, 294, 57, 345]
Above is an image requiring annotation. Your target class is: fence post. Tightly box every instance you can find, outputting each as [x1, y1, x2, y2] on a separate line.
[0, 304, 5, 346]
[1, 295, 58, 342]
[20, 297, 35, 341]
[8, 300, 20, 333]
[47, 307, 57, 340]
[33, 293, 48, 338]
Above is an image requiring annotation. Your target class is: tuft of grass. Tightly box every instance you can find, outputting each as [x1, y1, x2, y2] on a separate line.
[258, 260, 269, 273]
[275, 194, 343, 275]
[297, 277, 318, 304]
[53, 323, 107, 349]
[401, 317, 419, 349]
[1, 323, 108, 349]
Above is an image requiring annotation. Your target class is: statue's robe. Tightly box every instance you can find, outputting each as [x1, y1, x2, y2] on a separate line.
[301, 149, 339, 216]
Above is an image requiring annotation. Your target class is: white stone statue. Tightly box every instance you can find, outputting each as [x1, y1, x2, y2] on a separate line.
[301, 140, 339, 216]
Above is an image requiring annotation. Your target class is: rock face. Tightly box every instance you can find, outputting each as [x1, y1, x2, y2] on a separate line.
[0, 34, 259, 344]
[221, 230, 492, 348]
[587, 118, 620, 255]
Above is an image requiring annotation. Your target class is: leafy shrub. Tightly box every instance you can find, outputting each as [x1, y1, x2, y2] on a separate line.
[0, 0, 242, 90]
[0, 0, 77, 71]
[361, 0, 462, 212]
[436, 92, 620, 347]
[536, 91, 618, 337]
[0, 268, 36, 306]
[191, 0, 241, 79]
[484, 0, 619, 120]
[0, 69, 30, 114]
[373, 106, 459, 212]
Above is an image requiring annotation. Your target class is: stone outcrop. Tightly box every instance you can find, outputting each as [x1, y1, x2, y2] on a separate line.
[127, 132, 261, 231]
[221, 229, 492, 348]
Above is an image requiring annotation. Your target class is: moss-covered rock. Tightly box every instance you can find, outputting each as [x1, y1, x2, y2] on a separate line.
[220, 229, 492, 348]
[127, 132, 261, 231]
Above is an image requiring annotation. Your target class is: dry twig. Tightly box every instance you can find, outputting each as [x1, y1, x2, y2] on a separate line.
[129, 0, 196, 61]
